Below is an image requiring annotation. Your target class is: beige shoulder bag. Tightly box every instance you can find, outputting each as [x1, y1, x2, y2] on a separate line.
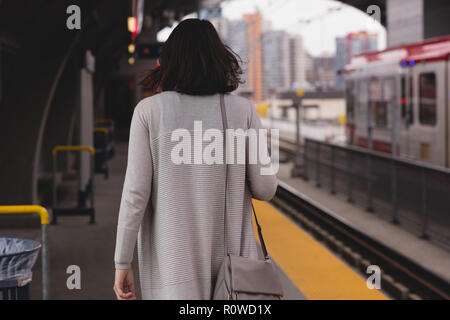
[212, 94, 283, 300]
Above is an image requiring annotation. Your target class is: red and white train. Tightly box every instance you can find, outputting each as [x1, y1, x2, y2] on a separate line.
[343, 35, 450, 168]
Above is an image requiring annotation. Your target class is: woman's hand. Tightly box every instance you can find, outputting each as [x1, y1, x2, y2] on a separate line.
[114, 268, 136, 300]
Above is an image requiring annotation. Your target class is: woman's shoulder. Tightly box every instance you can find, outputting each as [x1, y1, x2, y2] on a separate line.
[224, 92, 252, 105]
[136, 91, 177, 108]
[224, 93, 257, 122]
[135, 91, 255, 115]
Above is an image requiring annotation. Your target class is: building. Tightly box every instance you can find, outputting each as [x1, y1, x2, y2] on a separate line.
[261, 31, 307, 99]
[270, 91, 346, 123]
[243, 12, 263, 102]
[288, 35, 307, 91]
[307, 55, 335, 91]
[226, 19, 250, 93]
[334, 31, 378, 90]
[262, 30, 291, 98]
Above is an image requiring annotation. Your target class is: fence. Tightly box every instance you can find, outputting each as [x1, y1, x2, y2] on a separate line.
[303, 138, 450, 250]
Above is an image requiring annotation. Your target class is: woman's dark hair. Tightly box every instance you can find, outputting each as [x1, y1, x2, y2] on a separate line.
[140, 18, 243, 95]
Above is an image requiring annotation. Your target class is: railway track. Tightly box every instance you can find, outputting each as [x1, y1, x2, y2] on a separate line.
[272, 180, 450, 300]
[268, 134, 297, 160]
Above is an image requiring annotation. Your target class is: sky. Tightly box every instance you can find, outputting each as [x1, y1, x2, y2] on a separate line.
[221, 0, 386, 56]
[157, 0, 387, 57]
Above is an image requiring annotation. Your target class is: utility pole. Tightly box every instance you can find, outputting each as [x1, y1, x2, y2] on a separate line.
[291, 89, 305, 178]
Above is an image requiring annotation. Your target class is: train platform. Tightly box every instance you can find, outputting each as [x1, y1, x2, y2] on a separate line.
[253, 200, 387, 299]
[0, 142, 390, 300]
[276, 162, 450, 284]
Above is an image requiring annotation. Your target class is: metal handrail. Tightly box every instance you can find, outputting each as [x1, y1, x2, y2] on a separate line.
[52, 145, 95, 156]
[93, 127, 108, 136]
[303, 138, 450, 241]
[0, 205, 49, 300]
[307, 138, 450, 175]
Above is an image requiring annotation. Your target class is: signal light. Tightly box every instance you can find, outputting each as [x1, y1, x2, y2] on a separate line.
[400, 60, 416, 67]
[128, 44, 135, 54]
[127, 17, 138, 34]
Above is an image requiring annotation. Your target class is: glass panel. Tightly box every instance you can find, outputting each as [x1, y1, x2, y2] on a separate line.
[368, 76, 390, 129]
[356, 79, 368, 128]
[345, 80, 355, 120]
[419, 73, 437, 126]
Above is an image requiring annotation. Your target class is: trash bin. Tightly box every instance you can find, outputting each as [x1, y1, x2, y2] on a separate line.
[0, 238, 41, 300]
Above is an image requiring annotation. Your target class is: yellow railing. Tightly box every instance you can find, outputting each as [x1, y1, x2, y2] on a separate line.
[0, 205, 50, 300]
[93, 127, 109, 136]
[0, 205, 49, 224]
[52, 145, 95, 156]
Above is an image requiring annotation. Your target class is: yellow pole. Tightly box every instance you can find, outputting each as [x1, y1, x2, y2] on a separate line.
[0, 205, 49, 224]
[52, 145, 95, 156]
[0, 205, 50, 300]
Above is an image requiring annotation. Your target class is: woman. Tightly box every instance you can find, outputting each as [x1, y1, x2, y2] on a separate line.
[113, 18, 278, 300]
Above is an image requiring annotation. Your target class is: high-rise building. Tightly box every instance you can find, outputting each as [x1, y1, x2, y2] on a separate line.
[312, 56, 335, 90]
[262, 30, 290, 98]
[243, 12, 263, 102]
[261, 32, 307, 99]
[226, 19, 250, 93]
[334, 31, 378, 90]
[288, 35, 307, 91]
[211, 13, 307, 101]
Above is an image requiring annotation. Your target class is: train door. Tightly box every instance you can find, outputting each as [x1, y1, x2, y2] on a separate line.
[409, 61, 446, 166]
[398, 71, 414, 158]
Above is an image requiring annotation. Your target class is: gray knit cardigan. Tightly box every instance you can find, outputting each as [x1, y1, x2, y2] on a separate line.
[114, 91, 278, 299]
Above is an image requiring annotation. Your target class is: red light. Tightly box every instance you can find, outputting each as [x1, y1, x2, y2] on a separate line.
[400, 98, 406, 105]
[127, 17, 138, 35]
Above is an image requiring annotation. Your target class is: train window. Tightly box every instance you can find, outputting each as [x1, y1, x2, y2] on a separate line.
[373, 102, 388, 127]
[409, 75, 414, 124]
[368, 76, 389, 128]
[345, 80, 354, 120]
[356, 79, 368, 127]
[419, 73, 437, 126]
[401, 75, 414, 126]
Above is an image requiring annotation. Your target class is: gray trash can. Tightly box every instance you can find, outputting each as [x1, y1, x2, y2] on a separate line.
[0, 238, 41, 300]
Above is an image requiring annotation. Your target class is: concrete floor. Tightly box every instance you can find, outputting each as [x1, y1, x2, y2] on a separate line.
[0, 143, 305, 300]
[1, 143, 135, 299]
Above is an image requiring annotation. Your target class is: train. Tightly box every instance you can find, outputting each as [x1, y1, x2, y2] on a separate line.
[342, 35, 450, 168]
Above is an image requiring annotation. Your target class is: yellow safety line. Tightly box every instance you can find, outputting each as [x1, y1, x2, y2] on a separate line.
[52, 145, 95, 156]
[94, 127, 109, 135]
[252, 200, 388, 300]
[0, 205, 49, 225]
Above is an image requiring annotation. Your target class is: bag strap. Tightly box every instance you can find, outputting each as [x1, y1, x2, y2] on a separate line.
[220, 94, 269, 260]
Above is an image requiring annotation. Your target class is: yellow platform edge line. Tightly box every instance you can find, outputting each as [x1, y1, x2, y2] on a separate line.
[252, 200, 388, 300]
